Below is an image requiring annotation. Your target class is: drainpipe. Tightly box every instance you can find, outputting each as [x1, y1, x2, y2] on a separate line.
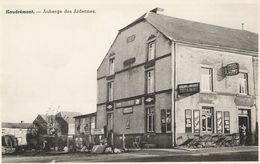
[171, 40, 177, 147]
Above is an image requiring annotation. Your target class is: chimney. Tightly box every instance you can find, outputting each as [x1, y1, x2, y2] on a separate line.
[241, 23, 244, 30]
[21, 121, 24, 124]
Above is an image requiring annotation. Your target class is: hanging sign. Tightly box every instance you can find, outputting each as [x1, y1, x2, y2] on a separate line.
[223, 63, 239, 76]
[177, 83, 200, 94]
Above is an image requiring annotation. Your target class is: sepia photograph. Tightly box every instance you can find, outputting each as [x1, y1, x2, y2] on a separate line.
[1, 0, 259, 163]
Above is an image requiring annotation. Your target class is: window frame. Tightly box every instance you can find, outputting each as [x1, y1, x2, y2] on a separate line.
[146, 69, 155, 94]
[216, 111, 223, 134]
[147, 41, 155, 61]
[223, 111, 230, 134]
[193, 110, 200, 134]
[146, 107, 155, 133]
[201, 106, 214, 133]
[107, 81, 114, 102]
[201, 66, 213, 92]
[109, 57, 115, 75]
[185, 109, 192, 133]
[161, 109, 172, 133]
[238, 72, 249, 95]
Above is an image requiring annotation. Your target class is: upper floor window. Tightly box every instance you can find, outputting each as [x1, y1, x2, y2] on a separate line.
[148, 41, 155, 61]
[108, 81, 114, 101]
[146, 70, 154, 93]
[238, 72, 248, 95]
[201, 67, 213, 92]
[109, 58, 115, 75]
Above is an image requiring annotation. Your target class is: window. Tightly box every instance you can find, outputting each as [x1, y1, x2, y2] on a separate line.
[108, 81, 114, 101]
[148, 41, 155, 61]
[201, 107, 214, 133]
[216, 111, 223, 133]
[185, 109, 192, 133]
[193, 110, 200, 133]
[146, 70, 154, 93]
[238, 72, 248, 95]
[109, 58, 115, 75]
[161, 109, 171, 133]
[224, 112, 230, 133]
[146, 107, 155, 132]
[201, 67, 213, 92]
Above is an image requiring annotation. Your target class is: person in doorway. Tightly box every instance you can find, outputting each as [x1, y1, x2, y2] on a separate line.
[239, 124, 247, 146]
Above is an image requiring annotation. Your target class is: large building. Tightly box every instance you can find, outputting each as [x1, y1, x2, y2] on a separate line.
[96, 8, 258, 147]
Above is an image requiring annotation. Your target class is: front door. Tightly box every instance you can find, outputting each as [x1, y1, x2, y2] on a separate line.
[238, 109, 251, 145]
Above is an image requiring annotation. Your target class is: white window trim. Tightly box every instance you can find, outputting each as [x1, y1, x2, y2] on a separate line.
[237, 72, 248, 95]
[109, 58, 115, 75]
[200, 66, 213, 92]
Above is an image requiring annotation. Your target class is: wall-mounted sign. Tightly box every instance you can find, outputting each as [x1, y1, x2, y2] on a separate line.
[123, 107, 133, 114]
[144, 95, 155, 105]
[106, 102, 114, 111]
[223, 63, 239, 76]
[177, 83, 200, 94]
[91, 128, 104, 135]
[115, 97, 142, 108]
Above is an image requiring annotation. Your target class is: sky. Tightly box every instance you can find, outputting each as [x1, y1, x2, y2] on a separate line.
[1, 0, 259, 123]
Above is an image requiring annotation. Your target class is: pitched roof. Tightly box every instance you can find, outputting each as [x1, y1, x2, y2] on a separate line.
[2, 122, 34, 129]
[74, 112, 96, 118]
[120, 11, 258, 52]
[56, 111, 82, 124]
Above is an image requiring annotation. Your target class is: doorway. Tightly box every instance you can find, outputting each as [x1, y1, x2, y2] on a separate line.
[238, 109, 251, 145]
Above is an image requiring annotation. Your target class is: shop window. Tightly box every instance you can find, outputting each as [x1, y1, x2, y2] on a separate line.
[201, 107, 214, 133]
[147, 41, 155, 61]
[216, 111, 223, 133]
[107, 81, 114, 102]
[201, 67, 213, 92]
[238, 72, 248, 95]
[146, 107, 155, 132]
[193, 110, 200, 133]
[224, 111, 230, 133]
[109, 58, 115, 75]
[161, 109, 171, 133]
[146, 70, 154, 93]
[185, 109, 192, 133]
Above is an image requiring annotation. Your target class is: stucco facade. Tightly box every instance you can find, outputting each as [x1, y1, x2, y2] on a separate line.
[96, 10, 258, 148]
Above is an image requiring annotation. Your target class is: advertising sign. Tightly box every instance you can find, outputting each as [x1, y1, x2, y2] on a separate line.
[177, 83, 200, 94]
[223, 63, 239, 76]
[91, 128, 104, 135]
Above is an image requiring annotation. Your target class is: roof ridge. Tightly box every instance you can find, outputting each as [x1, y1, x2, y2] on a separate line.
[149, 12, 258, 34]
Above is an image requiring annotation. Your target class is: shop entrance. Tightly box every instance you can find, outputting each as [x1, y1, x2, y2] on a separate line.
[238, 109, 251, 145]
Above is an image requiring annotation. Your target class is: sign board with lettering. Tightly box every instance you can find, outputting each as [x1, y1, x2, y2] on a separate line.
[123, 107, 133, 114]
[178, 83, 200, 94]
[115, 97, 142, 108]
[223, 63, 239, 76]
[91, 128, 104, 135]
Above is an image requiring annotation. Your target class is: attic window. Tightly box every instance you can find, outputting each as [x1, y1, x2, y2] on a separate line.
[127, 35, 135, 43]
